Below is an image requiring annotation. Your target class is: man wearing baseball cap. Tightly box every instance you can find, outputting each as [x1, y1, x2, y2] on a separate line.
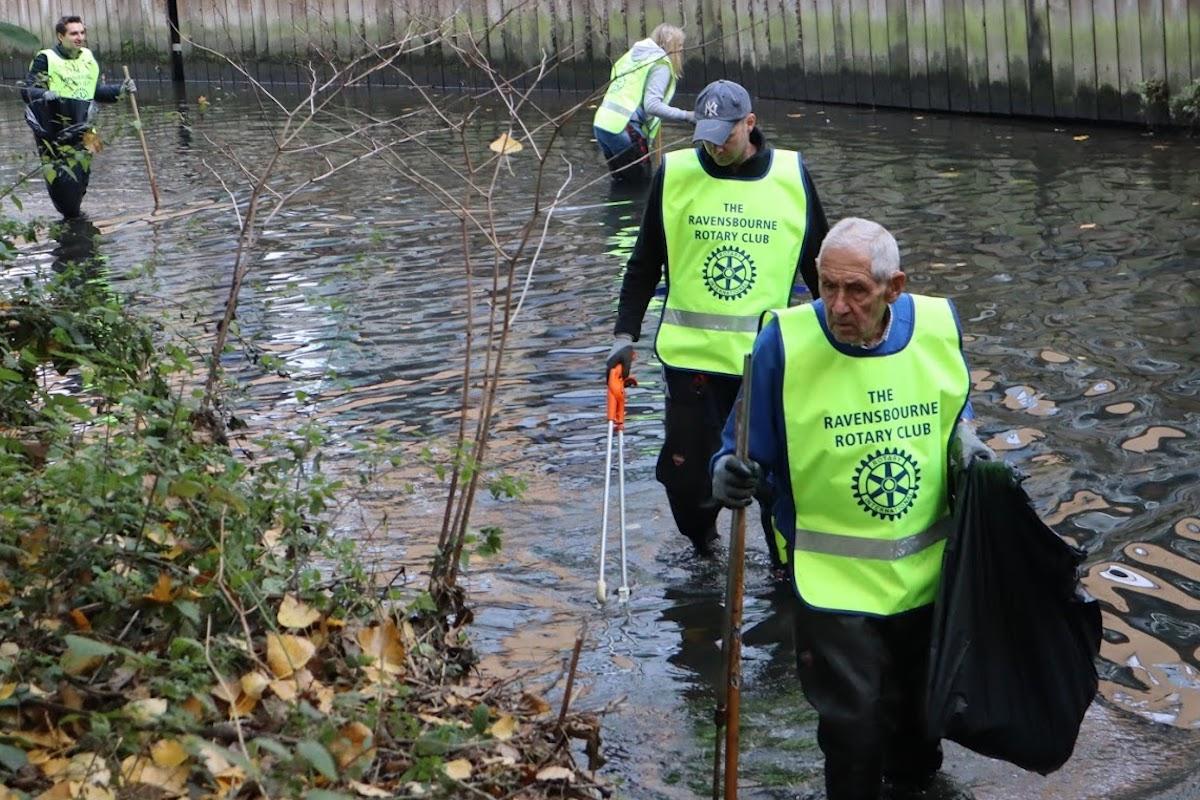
[604, 79, 829, 573]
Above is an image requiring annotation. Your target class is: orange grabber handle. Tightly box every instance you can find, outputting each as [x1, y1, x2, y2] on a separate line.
[607, 365, 637, 428]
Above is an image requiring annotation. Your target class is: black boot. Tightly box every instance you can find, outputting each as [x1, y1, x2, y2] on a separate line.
[605, 144, 651, 184]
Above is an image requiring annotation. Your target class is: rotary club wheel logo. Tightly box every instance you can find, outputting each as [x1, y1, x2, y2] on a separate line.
[852, 448, 921, 520]
[702, 246, 756, 301]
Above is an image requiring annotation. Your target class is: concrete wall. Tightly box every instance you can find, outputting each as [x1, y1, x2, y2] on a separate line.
[2, 0, 1199, 122]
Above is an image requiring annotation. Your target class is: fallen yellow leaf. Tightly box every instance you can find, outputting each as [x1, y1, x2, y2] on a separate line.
[443, 758, 473, 780]
[196, 741, 242, 780]
[357, 622, 405, 680]
[181, 694, 208, 721]
[26, 749, 53, 765]
[68, 608, 91, 631]
[0, 578, 13, 607]
[1073, 134, 1089, 141]
[240, 671, 270, 699]
[120, 754, 188, 795]
[0, 682, 16, 701]
[261, 526, 285, 555]
[232, 671, 271, 716]
[330, 722, 376, 770]
[35, 780, 114, 800]
[310, 680, 335, 714]
[521, 692, 551, 715]
[151, 739, 189, 769]
[269, 678, 299, 702]
[210, 676, 238, 704]
[489, 713, 518, 741]
[278, 594, 321, 629]
[488, 132, 523, 154]
[143, 573, 175, 604]
[14, 727, 74, 749]
[81, 130, 104, 154]
[1079, 223, 1097, 230]
[60, 684, 85, 710]
[43, 752, 110, 785]
[349, 781, 392, 797]
[265, 633, 316, 678]
[21, 526, 47, 566]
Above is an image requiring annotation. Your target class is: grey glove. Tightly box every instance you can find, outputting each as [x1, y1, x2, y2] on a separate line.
[712, 454, 761, 508]
[41, 90, 58, 102]
[120, 77, 137, 95]
[685, 110, 696, 123]
[606, 334, 633, 379]
[954, 421, 995, 470]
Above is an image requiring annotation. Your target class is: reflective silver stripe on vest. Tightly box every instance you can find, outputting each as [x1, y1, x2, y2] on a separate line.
[601, 98, 637, 118]
[793, 516, 952, 561]
[661, 308, 761, 332]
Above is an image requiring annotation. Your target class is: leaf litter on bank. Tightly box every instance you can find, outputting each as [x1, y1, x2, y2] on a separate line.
[0, 272, 609, 799]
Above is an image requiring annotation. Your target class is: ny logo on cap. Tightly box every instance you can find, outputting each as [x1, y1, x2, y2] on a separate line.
[704, 99, 719, 117]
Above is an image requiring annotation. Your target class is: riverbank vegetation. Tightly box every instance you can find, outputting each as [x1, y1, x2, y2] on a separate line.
[0, 19, 613, 800]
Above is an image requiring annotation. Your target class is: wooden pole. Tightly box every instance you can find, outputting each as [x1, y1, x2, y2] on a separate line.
[122, 65, 161, 212]
[166, 0, 185, 81]
[714, 353, 753, 800]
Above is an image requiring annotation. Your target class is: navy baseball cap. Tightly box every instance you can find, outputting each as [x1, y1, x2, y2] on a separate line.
[693, 80, 752, 145]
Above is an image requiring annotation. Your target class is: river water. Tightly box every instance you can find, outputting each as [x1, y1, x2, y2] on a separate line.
[2, 83, 1199, 799]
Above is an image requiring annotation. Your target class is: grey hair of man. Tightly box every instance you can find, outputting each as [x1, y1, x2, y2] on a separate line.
[816, 217, 901, 282]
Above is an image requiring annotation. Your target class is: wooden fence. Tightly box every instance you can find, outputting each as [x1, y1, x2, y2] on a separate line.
[2, 0, 1199, 123]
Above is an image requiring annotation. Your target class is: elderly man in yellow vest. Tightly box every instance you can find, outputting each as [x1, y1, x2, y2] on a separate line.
[21, 15, 135, 218]
[605, 79, 829, 571]
[711, 217, 989, 800]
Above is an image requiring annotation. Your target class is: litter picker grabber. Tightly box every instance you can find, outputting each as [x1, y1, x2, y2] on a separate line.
[596, 364, 637, 605]
[713, 353, 753, 800]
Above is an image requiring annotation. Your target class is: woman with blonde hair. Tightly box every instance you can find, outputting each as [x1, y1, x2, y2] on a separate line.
[592, 24, 693, 183]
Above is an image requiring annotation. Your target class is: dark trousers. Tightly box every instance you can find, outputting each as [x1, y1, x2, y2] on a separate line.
[36, 137, 91, 219]
[598, 124, 650, 184]
[793, 602, 943, 800]
[655, 367, 780, 564]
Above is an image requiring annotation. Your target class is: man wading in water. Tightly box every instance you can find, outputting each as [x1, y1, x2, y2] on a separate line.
[21, 15, 136, 219]
[605, 79, 829, 577]
[712, 217, 990, 800]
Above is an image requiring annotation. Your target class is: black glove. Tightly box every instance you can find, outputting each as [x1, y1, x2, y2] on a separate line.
[606, 334, 633, 379]
[712, 454, 760, 508]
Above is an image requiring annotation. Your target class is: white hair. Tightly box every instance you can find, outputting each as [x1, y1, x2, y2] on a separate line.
[816, 217, 900, 281]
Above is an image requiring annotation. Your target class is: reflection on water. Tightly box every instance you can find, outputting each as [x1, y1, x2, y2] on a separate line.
[2, 87, 1200, 797]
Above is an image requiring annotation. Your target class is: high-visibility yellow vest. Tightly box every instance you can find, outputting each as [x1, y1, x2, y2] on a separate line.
[657, 148, 809, 376]
[37, 47, 99, 101]
[592, 41, 675, 142]
[773, 294, 969, 615]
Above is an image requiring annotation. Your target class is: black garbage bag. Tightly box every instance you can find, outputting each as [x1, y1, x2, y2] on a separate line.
[926, 460, 1102, 774]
